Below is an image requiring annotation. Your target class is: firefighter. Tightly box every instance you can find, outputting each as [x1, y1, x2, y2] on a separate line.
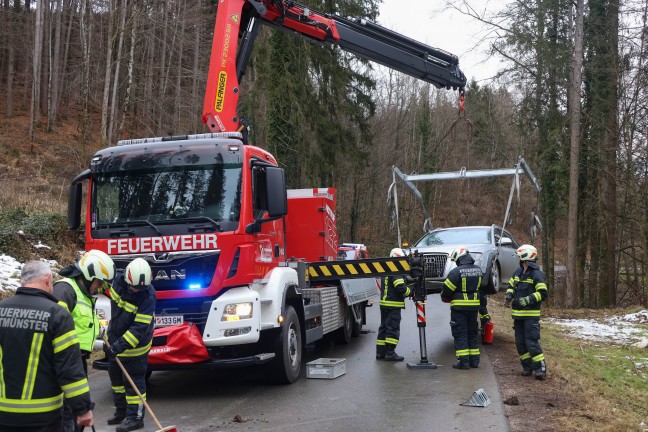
[376, 248, 413, 362]
[504, 244, 548, 379]
[0, 260, 93, 431]
[53, 249, 115, 432]
[441, 245, 483, 369]
[105, 258, 156, 432]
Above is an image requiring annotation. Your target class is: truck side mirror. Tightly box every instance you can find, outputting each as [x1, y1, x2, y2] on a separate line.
[247, 165, 287, 233]
[264, 166, 287, 218]
[68, 182, 83, 230]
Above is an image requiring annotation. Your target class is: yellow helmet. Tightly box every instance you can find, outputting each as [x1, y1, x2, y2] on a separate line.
[78, 249, 115, 282]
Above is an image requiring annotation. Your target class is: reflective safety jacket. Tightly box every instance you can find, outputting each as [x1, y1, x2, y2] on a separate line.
[53, 277, 99, 353]
[507, 261, 548, 319]
[379, 276, 411, 309]
[0, 287, 91, 428]
[106, 273, 156, 358]
[442, 255, 482, 310]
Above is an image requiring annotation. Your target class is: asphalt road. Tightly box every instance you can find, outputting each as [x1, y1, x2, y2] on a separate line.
[88, 295, 509, 432]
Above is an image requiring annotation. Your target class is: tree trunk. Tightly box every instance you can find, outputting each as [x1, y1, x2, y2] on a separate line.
[48, 0, 63, 131]
[566, 0, 585, 308]
[79, 0, 91, 149]
[118, 1, 136, 139]
[101, 0, 115, 146]
[29, 0, 44, 141]
[173, 0, 186, 132]
[108, 0, 127, 145]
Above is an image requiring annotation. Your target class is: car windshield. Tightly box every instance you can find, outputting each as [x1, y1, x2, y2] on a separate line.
[415, 228, 491, 247]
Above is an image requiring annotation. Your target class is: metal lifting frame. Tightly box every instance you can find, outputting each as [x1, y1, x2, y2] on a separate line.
[389, 157, 542, 246]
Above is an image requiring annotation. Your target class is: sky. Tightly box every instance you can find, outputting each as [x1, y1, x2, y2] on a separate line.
[377, 0, 505, 84]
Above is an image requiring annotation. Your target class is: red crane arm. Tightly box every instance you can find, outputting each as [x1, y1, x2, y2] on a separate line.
[202, 0, 467, 135]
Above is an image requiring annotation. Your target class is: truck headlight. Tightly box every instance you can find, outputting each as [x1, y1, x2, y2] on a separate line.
[222, 302, 253, 321]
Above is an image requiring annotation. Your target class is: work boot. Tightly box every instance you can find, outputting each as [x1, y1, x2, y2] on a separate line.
[107, 409, 127, 425]
[384, 346, 404, 361]
[376, 347, 386, 360]
[452, 360, 470, 370]
[534, 360, 547, 380]
[521, 369, 532, 376]
[116, 417, 144, 432]
[470, 362, 479, 369]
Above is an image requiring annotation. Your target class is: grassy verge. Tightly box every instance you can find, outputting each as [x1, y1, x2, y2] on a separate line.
[490, 298, 648, 431]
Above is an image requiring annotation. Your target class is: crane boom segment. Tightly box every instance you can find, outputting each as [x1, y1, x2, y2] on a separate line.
[202, 0, 467, 134]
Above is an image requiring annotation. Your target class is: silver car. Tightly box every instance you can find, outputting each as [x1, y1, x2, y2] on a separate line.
[409, 225, 520, 294]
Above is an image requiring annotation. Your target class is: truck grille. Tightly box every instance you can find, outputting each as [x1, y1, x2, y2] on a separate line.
[422, 253, 448, 278]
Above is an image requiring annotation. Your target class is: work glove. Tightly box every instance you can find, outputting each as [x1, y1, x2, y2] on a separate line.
[503, 293, 513, 308]
[441, 295, 452, 304]
[517, 295, 533, 307]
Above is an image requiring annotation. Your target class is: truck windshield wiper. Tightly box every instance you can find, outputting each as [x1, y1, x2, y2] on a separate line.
[173, 216, 223, 232]
[106, 220, 163, 236]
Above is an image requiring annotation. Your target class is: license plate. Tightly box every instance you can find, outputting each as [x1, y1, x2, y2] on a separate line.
[155, 315, 184, 327]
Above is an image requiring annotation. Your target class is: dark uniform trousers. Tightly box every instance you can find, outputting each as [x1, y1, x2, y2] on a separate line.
[377, 307, 402, 356]
[2, 419, 64, 432]
[450, 309, 480, 366]
[514, 318, 542, 371]
[108, 354, 148, 419]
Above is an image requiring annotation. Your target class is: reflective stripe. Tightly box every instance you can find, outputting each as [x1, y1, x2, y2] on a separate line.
[0, 393, 64, 413]
[532, 353, 545, 362]
[385, 338, 399, 345]
[126, 393, 145, 404]
[118, 340, 152, 358]
[444, 279, 457, 291]
[520, 352, 531, 361]
[22, 333, 43, 399]
[111, 290, 138, 314]
[468, 348, 480, 356]
[533, 292, 542, 302]
[404, 287, 411, 297]
[376, 339, 386, 346]
[0, 345, 4, 398]
[379, 300, 405, 308]
[61, 378, 89, 398]
[112, 386, 125, 394]
[456, 349, 469, 357]
[134, 313, 153, 324]
[512, 309, 541, 317]
[53, 330, 79, 354]
[536, 283, 548, 291]
[57, 300, 69, 311]
[450, 299, 480, 307]
[123, 331, 139, 348]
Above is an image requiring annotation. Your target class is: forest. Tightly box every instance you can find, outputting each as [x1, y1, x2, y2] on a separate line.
[0, 0, 646, 308]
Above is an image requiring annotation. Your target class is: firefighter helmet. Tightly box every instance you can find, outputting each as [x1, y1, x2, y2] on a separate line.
[390, 248, 405, 258]
[78, 249, 115, 282]
[516, 244, 538, 261]
[450, 245, 469, 262]
[124, 258, 152, 289]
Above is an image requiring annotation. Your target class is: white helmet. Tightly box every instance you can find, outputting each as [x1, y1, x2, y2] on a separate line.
[516, 244, 538, 261]
[450, 245, 469, 262]
[125, 258, 152, 289]
[390, 248, 405, 258]
[78, 249, 115, 282]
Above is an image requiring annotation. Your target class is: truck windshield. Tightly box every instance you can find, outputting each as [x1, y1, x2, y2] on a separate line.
[93, 163, 242, 228]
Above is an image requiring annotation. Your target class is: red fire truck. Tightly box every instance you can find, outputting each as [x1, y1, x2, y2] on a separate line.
[68, 0, 466, 383]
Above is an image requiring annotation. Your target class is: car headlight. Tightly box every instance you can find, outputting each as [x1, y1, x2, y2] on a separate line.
[222, 302, 253, 321]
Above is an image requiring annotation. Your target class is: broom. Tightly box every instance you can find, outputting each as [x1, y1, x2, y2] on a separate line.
[104, 337, 177, 432]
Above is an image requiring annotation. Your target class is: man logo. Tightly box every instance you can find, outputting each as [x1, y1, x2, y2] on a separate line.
[154, 269, 186, 281]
